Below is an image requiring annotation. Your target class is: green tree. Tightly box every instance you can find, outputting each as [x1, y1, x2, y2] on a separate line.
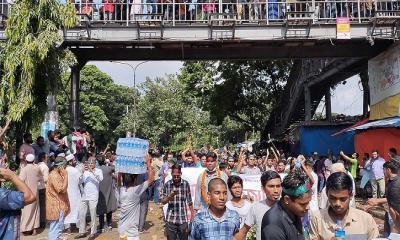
[117, 75, 223, 149]
[180, 60, 292, 132]
[0, 0, 77, 138]
[57, 65, 138, 147]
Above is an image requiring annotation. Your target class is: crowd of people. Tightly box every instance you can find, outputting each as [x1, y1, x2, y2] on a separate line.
[1, 128, 400, 240]
[65, 0, 381, 23]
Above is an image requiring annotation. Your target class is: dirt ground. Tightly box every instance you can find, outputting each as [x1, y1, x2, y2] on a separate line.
[22, 202, 166, 240]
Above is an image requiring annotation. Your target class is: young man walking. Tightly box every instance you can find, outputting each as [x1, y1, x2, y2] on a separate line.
[190, 178, 240, 239]
[161, 164, 194, 240]
[236, 171, 282, 240]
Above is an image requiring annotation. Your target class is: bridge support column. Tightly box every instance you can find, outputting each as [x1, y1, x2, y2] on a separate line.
[70, 62, 85, 129]
[360, 69, 370, 118]
[304, 85, 312, 121]
[325, 87, 332, 122]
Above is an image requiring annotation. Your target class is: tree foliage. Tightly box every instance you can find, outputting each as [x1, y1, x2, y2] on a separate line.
[0, 0, 77, 137]
[57, 65, 138, 147]
[117, 74, 256, 149]
[180, 60, 292, 131]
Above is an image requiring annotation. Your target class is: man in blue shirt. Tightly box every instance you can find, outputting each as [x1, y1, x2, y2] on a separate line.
[190, 178, 240, 240]
[0, 168, 35, 240]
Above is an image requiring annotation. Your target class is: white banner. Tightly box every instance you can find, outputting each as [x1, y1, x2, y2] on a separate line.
[165, 168, 268, 202]
[369, 44, 400, 105]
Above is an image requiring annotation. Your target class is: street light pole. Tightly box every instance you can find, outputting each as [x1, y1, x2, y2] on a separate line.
[112, 61, 149, 137]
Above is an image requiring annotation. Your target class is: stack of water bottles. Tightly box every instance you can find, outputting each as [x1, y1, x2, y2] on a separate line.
[115, 138, 149, 174]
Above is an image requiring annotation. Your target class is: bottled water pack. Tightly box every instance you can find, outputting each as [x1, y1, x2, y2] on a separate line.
[115, 138, 149, 174]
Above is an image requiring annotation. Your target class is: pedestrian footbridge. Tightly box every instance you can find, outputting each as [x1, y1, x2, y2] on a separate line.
[52, 0, 400, 60]
[0, 0, 398, 135]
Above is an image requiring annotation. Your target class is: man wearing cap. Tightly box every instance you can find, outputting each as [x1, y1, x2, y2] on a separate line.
[194, 152, 228, 212]
[19, 153, 43, 235]
[64, 154, 82, 232]
[46, 156, 69, 240]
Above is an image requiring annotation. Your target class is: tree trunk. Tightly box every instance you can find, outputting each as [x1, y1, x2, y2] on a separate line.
[0, 119, 11, 140]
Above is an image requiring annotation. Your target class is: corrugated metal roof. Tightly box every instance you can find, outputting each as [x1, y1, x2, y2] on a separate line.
[349, 117, 400, 130]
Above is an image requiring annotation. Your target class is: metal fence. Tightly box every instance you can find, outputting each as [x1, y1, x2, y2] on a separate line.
[0, 0, 399, 25]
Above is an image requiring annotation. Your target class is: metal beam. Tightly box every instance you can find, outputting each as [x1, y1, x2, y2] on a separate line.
[360, 69, 370, 118]
[325, 88, 332, 122]
[307, 58, 363, 86]
[304, 85, 312, 121]
[69, 61, 86, 130]
[68, 41, 391, 61]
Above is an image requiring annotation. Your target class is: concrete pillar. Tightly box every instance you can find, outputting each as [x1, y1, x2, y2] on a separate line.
[70, 64, 83, 129]
[304, 85, 312, 121]
[325, 87, 332, 122]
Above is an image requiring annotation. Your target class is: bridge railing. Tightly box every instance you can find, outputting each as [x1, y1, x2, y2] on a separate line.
[0, 0, 398, 26]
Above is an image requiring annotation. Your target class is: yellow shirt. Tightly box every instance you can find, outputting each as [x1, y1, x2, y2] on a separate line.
[310, 207, 379, 240]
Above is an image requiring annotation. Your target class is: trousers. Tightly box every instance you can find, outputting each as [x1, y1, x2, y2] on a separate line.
[165, 222, 189, 240]
[48, 211, 64, 240]
[79, 199, 98, 235]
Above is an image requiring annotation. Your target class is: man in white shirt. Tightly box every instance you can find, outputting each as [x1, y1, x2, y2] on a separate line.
[235, 171, 282, 240]
[304, 159, 319, 212]
[75, 157, 103, 239]
[237, 154, 261, 175]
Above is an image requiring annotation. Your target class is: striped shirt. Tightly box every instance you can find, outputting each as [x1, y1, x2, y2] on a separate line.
[190, 208, 240, 240]
[161, 179, 193, 224]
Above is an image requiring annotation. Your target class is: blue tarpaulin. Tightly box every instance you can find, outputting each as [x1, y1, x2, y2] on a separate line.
[292, 125, 355, 156]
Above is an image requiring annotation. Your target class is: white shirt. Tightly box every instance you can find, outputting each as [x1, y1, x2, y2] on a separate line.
[310, 171, 319, 212]
[388, 233, 400, 240]
[65, 165, 83, 224]
[81, 168, 103, 201]
[244, 200, 272, 240]
[226, 200, 252, 228]
[324, 158, 332, 169]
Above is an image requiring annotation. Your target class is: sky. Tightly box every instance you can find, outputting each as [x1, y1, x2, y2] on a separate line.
[92, 61, 364, 116]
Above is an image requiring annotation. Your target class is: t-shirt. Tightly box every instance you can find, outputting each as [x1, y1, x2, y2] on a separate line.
[0, 189, 24, 240]
[226, 200, 252, 228]
[348, 158, 358, 178]
[118, 182, 149, 238]
[309, 171, 318, 212]
[261, 202, 304, 240]
[324, 158, 332, 169]
[244, 200, 272, 240]
[240, 166, 261, 175]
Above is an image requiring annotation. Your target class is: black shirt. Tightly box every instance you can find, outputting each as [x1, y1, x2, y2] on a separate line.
[261, 201, 305, 240]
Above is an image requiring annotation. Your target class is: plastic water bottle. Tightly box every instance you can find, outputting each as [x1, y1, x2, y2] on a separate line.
[335, 220, 345, 239]
[127, 139, 132, 156]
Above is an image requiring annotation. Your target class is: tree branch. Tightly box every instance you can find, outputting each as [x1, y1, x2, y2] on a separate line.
[228, 114, 262, 131]
[0, 119, 12, 140]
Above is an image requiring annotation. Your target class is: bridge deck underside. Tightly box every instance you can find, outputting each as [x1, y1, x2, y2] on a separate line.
[67, 38, 391, 61]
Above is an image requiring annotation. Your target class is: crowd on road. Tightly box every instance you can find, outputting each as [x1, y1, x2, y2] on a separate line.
[1, 128, 400, 240]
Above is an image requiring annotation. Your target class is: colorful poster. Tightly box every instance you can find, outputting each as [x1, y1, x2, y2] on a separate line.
[336, 17, 350, 39]
[369, 44, 400, 105]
